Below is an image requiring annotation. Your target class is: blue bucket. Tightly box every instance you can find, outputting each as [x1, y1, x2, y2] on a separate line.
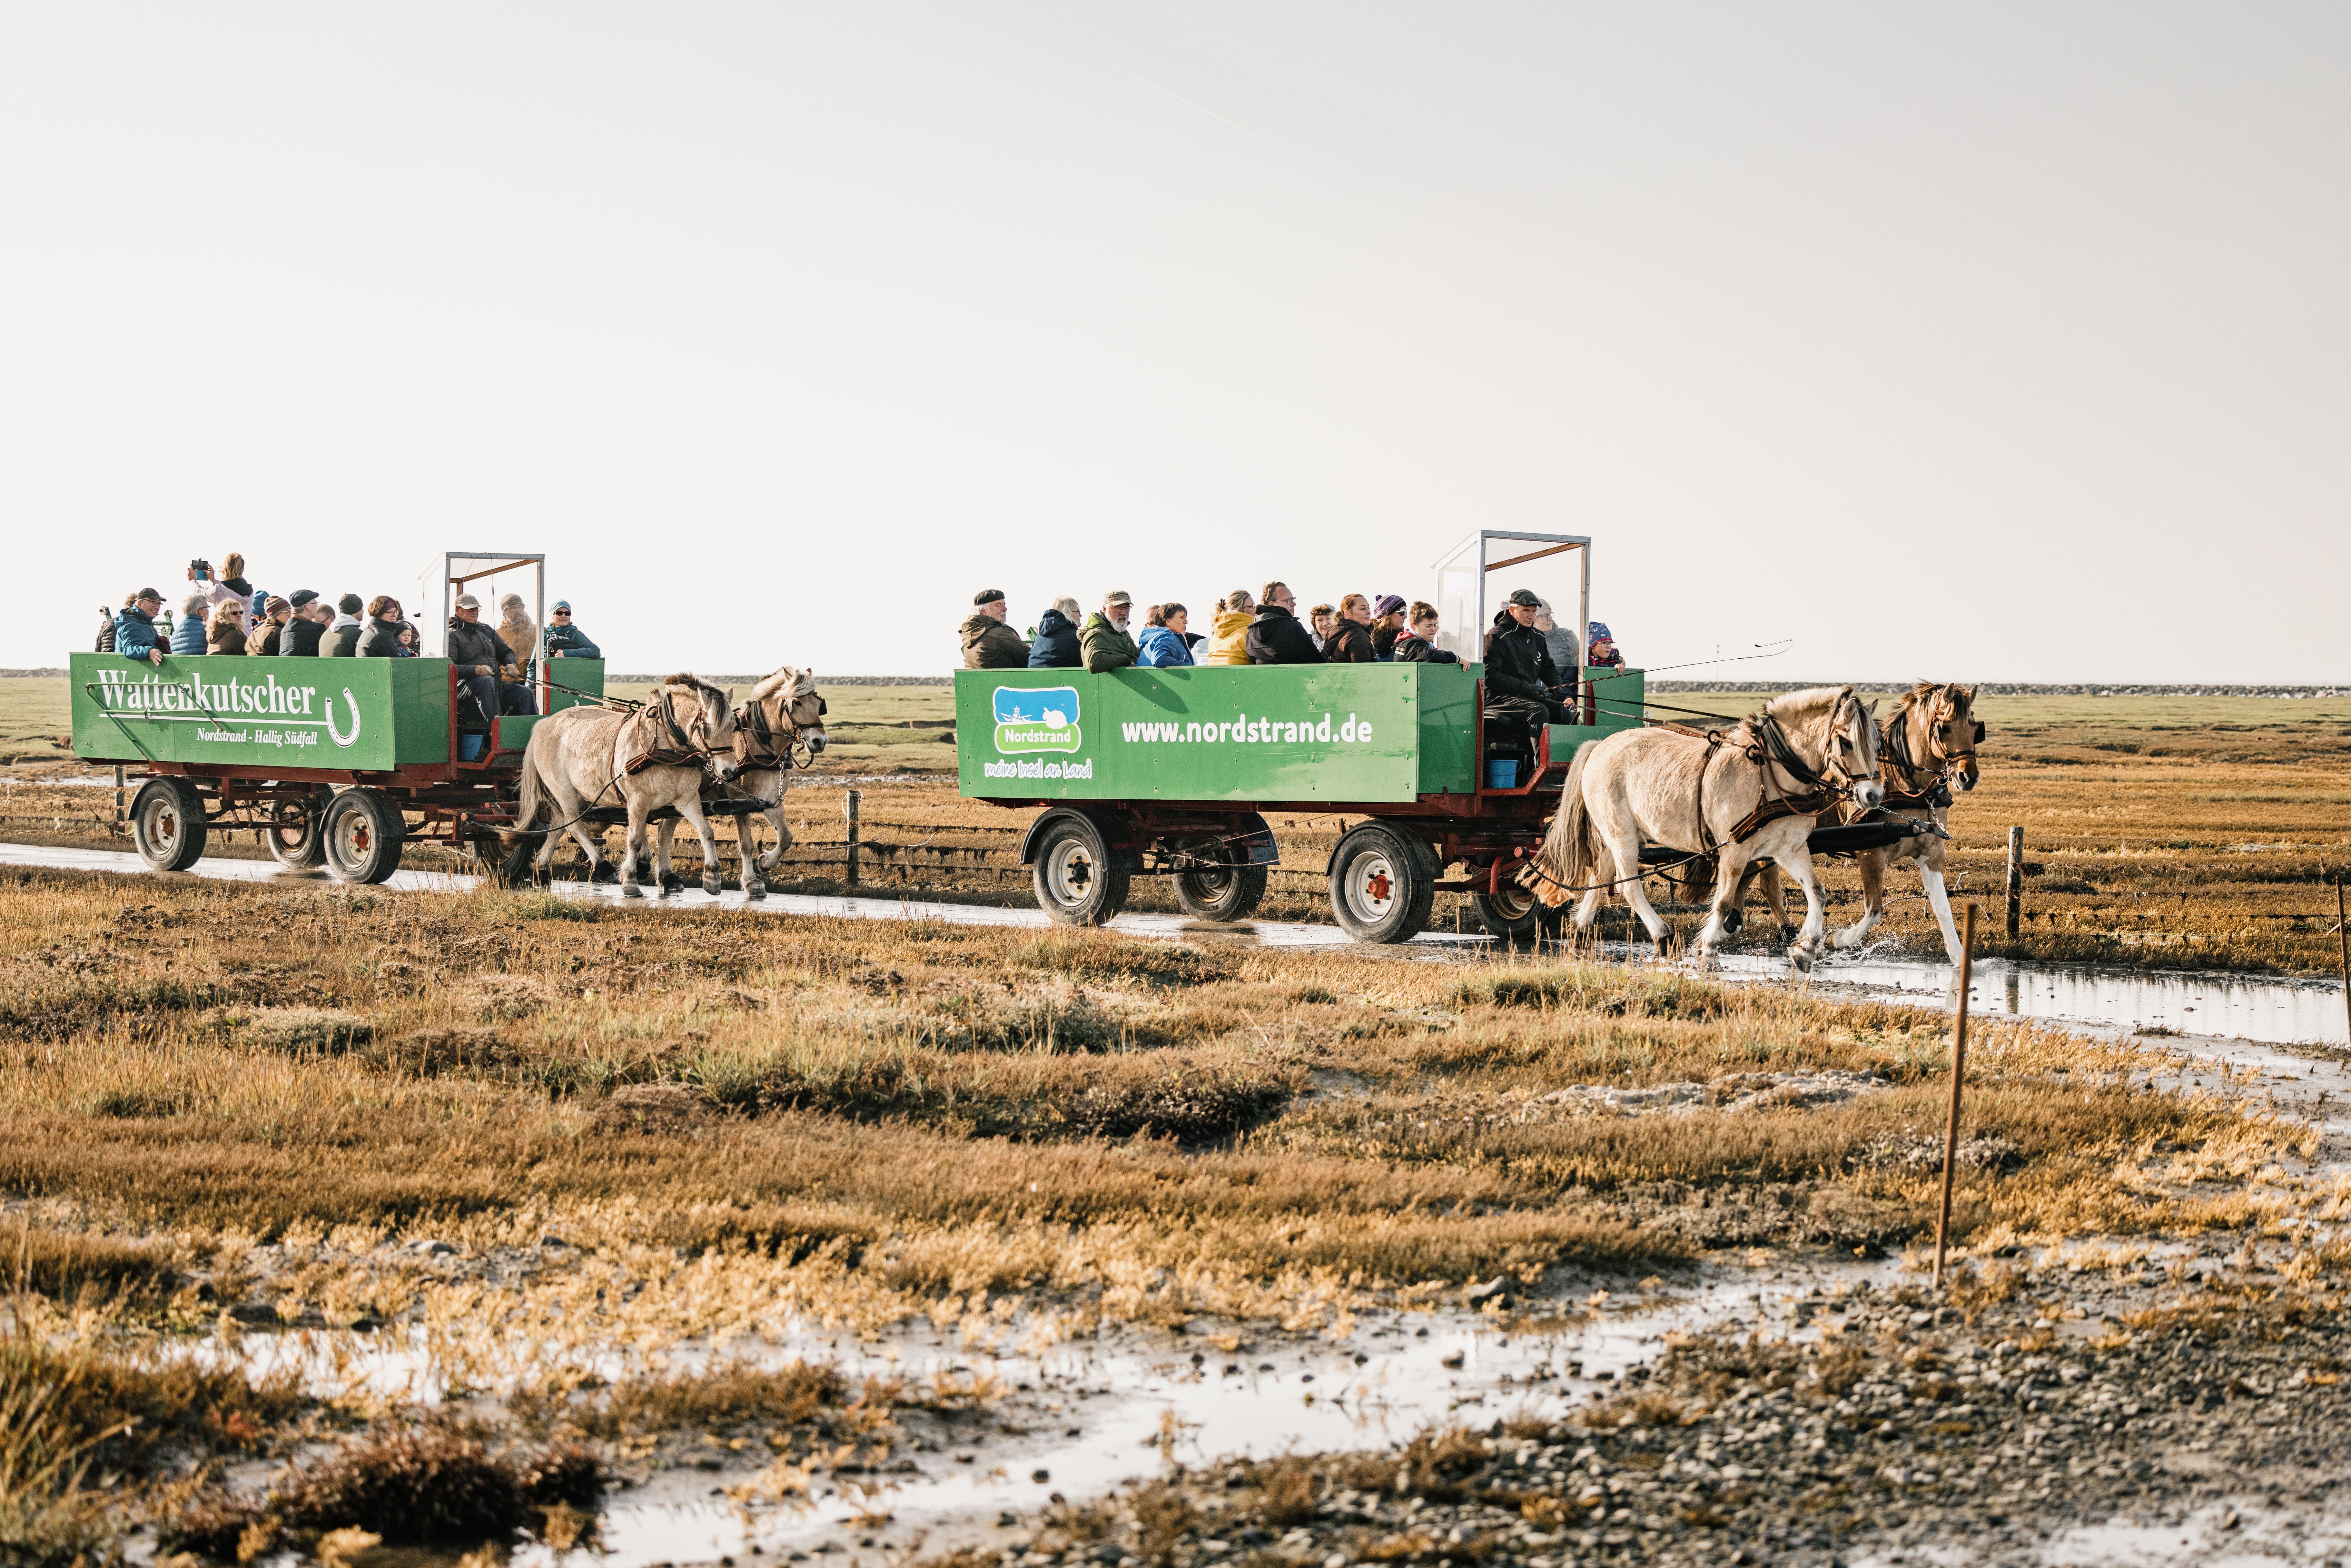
[1486, 758, 1518, 790]
[459, 733, 487, 762]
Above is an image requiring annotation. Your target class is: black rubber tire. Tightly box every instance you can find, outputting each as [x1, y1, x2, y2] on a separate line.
[322, 788, 406, 884]
[1473, 884, 1545, 947]
[131, 778, 207, 873]
[1328, 823, 1437, 944]
[1169, 835, 1269, 922]
[264, 786, 331, 869]
[496, 834, 542, 888]
[1030, 813, 1130, 927]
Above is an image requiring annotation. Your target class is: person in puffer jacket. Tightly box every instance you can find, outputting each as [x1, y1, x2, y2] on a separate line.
[1393, 601, 1459, 664]
[1135, 603, 1194, 667]
[1027, 600, 1082, 668]
[1202, 590, 1254, 665]
[172, 596, 209, 655]
[115, 591, 167, 665]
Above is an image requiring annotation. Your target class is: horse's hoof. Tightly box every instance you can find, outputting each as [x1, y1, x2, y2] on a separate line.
[659, 872, 684, 894]
[620, 881, 643, 899]
[1789, 947, 1814, 974]
[702, 875, 725, 897]
[589, 863, 617, 885]
[744, 883, 767, 901]
[1779, 924, 1799, 945]
[1720, 909, 1743, 936]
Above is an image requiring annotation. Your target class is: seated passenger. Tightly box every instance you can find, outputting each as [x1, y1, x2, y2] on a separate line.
[1482, 589, 1571, 741]
[324, 594, 364, 656]
[1308, 603, 1338, 652]
[1393, 602, 1459, 664]
[1534, 600, 1580, 673]
[1245, 582, 1323, 665]
[1322, 593, 1376, 663]
[543, 600, 601, 658]
[1136, 602, 1194, 667]
[248, 597, 292, 657]
[1203, 591, 1255, 664]
[1080, 591, 1140, 674]
[171, 595, 209, 656]
[1585, 620, 1625, 669]
[1028, 598, 1082, 668]
[282, 593, 327, 656]
[1370, 595, 1407, 660]
[115, 589, 166, 667]
[358, 596, 404, 657]
[206, 599, 250, 656]
[960, 588, 1031, 669]
[447, 594, 536, 719]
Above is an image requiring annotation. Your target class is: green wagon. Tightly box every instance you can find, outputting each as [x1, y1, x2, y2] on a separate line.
[955, 659, 1645, 942]
[69, 650, 608, 883]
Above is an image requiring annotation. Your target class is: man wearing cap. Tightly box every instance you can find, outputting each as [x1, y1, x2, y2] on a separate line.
[1079, 591, 1140, 674]
[115, 588, 168, 666]
[280, 591, 327, 656]
[542, 600, 600, 660]
[247, 596, 295, 656]
[1483, 588, 1572, 742]
[958, 589, 1030, 669]
[448, 594, 535, 727]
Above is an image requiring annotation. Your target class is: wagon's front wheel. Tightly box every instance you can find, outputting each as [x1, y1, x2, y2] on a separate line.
[1031, 813, 1129, 927]
[131, 778, 207, 873]
[323, 788, 406, 885]
[1473, 883, 1545, 949]
[264, 786, 331, 870]
[1169, 835, 1268, 922]
[1328, 823, 1436, 944]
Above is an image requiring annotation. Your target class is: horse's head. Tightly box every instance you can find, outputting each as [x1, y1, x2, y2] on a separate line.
[1829, 687, 1883, 810]
[663, 674, 739, 776]
[1937, 683, 1983, 791]
[749, 665, 828, 756]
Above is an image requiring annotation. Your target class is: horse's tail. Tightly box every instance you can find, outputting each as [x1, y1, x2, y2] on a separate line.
[1528, 738, 1599, 906]
[512, 718, 551, 837]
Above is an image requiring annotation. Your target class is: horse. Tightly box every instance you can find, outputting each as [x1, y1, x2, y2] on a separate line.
[512, 673, 738, 896]
[649, 664, 829, 900]
[1732, 681, 1983, 963]
[1525, 685, 1883, 969]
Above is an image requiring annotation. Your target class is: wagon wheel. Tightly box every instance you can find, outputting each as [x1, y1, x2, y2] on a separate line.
[322, 788, 406, 885]
[1030, 812, 1130, 927]
[1328, 823, 1437, 944]
[264, 786, 331, 870]
[130, 778, 208, 873]
[1472, 881, 1546, 949]
[1168, 834, 1268, 923]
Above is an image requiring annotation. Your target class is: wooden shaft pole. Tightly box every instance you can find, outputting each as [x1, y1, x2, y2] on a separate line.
[845, 788, 861, 887]
[114, 765, 126, 838]
[1934, 901, 1981, 1289]
[2005, 826, 2023, 938]
[2337, 879, 2349, 1052]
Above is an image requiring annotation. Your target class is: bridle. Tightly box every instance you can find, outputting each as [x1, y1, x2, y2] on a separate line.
[728, 684, 827, 777]
[1674, 690, 1875, 852]
[1878, 687, 1981, 810]
[623, 684, 734, 777]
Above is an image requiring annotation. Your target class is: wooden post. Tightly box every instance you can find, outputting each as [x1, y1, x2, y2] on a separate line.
[114, 765, 126, 839]
[845, 788, 861, 887]
[2336, 879, 2350, 1051]
[2004, 826, 2023, 938]
[1934, 902, 1981, 1289]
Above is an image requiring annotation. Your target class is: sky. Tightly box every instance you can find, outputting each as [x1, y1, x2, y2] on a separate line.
[4, 3, 2344, 680]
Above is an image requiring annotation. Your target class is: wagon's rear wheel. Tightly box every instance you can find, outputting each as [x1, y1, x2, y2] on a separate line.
[264, 786, 331, 869]
[131, 778, 207, 873]
[1031, 813, 1129, 927]
[1169, 834, 1268, 923]
[323, 788, 406, 885]
[1472, 882, 1545, 948]
[1328, 823, 1437, 944]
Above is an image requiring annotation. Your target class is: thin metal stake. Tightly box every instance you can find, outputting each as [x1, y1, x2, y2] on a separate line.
[1934, 901, 1981, 1289]
[2336, 880, 2350, 1052]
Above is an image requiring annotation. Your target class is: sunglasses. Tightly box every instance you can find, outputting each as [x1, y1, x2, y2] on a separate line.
[552, 610, 571, 616]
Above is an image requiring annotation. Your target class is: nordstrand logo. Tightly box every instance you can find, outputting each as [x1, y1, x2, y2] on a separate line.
[992, 685, 1081, 754]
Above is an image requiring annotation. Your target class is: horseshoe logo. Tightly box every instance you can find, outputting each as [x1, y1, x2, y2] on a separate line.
[324, 688, 362, 748]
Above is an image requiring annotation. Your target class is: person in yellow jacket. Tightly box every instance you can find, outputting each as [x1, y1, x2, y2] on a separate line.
[1203, 588, 1255, 665]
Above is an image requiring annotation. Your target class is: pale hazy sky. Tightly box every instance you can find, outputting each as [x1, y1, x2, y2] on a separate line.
[5, 4, 2344, 680]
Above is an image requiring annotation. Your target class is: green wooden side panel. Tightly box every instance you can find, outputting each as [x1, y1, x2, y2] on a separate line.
[957, 665, 1438, 804]
[1415, 662, 1480, 795]
[391, 659, 450, 765]
[71, 652, 409, 770]
[544, 658, 605, 711]
[1545, 667, 1647, 763]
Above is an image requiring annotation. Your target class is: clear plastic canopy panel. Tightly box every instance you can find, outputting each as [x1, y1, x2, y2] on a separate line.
[413, 553, 545, 665]
[1429, 532, 1590, 665]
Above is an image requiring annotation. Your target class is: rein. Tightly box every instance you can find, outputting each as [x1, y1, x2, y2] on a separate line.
[727, 685, 825, 777]
[622, 687, 723, 776]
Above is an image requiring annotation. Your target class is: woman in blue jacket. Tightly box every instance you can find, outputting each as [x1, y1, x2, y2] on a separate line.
[1135, 604, 1195, 667]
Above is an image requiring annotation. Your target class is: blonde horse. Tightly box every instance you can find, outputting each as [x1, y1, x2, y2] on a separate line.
[1527, 685, 1883, 969]
[513, 674, 737, 896]
[1736, 681, 1982, 963]
[651, 664, 829, 899]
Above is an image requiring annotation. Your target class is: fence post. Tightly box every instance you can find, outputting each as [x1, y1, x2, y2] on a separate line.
[2005, 826, 2023, 938]
[1934, 902, 1981, 1289]
[845, 788, 860, 887]
[2336, 879, 2349, 1053]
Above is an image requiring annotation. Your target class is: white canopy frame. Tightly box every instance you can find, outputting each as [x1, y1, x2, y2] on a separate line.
[419, 552, 548, 714]
[1429, 530, 1589, 666]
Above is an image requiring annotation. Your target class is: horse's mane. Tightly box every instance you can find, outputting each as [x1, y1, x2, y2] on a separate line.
[660, 672, 730, 711]
[1757, 685, 1854, 728]
[750, 664, 812, 703]
[1885, 680, 1974, 726]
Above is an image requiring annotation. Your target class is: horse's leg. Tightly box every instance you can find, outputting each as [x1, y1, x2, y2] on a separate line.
[653, 817, 685, 893]
[1919, 845, 1964, 965]
[758, 785, 791, 872]
[1758, 863, 1794, 942]
[619, 794, 650, 896]
[677, 797, 726, 896]
[739, 799, 769, 900]
[1779, 844, 1830, 972]
[1832, 850, 1889, 950]
[1691, 844, 1753, 961]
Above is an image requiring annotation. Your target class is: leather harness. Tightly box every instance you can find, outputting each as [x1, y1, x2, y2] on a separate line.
[1663, 700, 1857, 852]
[1854, 693, 1976, 820]
[727, 687, 823, 778]
[621, 687, 717, 776]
